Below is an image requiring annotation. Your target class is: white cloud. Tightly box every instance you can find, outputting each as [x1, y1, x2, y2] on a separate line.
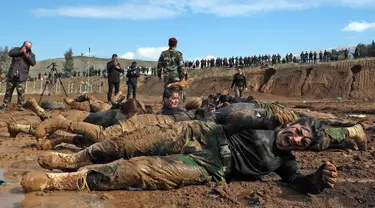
[120, 52, 135, 59]
[136, 47, 168, 60]
[32, 0, 375, 19]
[342, 21, 375, 32]
[120, 47, 168, 60]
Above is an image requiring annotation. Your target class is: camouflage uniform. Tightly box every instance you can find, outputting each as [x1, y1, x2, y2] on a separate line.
[38, 121, 228, 187]
[157, 48, 184, 89]
[3, 79, 26, 107]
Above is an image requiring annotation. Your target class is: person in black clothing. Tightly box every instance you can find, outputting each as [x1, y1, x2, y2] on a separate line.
[231, 68, 247, 98]
[0, 41, 36, 112]
[106, 54, 124, 103]
[126, 61, 140, 100]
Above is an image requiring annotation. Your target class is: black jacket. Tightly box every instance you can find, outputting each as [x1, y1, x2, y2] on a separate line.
[107, 61, 124, 83]
[126, 67, 140, 84]
[226, 129, 325, 194]
[231, 73, 247, 88]
[7, 47, 36, 82]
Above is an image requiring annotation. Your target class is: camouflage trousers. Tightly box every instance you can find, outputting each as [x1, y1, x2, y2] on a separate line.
[3, 78, 26, 106]
[163, 74, 180, 90]
[234, 86, 244, 98]
[78, 121, 227, 190]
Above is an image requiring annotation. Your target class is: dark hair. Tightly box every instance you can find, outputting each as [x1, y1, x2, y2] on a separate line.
[163, 87, 180, 99]
[112, 54, 118, 58]
[290, 117, 328, 151]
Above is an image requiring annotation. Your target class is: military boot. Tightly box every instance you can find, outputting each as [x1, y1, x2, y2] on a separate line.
[7, 123, 36, 138]
[38, 150, 93, 172]
[36, 131, 77, 150]
[63, 97, 75, 104]
[21, 169, 89, 193]
[345, 124, 368, 151]
[24, 98, 48, 120]
[68, 101, 91, 112]
[112, 91, 123, 104]
[35, 115, 70, 138]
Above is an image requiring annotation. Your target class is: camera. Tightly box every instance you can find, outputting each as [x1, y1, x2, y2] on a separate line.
[25, 46, 31, 52]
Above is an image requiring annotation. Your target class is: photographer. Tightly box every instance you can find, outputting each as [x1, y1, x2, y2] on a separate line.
[106, 54, 124, 103]
[126, 61, 140, 100]
[0, 41, 36, 112]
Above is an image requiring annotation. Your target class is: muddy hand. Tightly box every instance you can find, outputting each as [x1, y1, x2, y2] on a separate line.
[320, 161, 338, 189]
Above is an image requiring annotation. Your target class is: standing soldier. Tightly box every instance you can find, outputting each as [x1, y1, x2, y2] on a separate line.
[0, 41, 36, 112]
[309, 51, 313, 63]
[157, 37, 184, 89]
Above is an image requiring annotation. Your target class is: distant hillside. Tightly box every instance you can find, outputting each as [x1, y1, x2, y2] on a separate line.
[29, 56, 157, 77]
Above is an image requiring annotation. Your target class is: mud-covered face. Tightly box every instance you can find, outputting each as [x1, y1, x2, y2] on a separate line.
[276, 123, 313, 151]
[163, 92, 179, 108]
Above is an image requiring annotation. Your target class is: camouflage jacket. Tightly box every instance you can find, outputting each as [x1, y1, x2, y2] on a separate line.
[157, 48, 184, 78]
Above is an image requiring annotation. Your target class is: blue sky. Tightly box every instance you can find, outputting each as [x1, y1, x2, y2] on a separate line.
[1, 0, 375, 61]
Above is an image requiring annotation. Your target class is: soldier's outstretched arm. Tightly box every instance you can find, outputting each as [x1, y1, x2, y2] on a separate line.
[275, 159, 338, 194]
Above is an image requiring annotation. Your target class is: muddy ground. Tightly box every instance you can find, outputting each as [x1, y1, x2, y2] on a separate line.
[0, 90, 374, 208]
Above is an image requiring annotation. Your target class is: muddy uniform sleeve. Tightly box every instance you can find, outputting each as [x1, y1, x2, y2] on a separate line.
[320, 120, 356, 127]
[223, 116, 277, 136]
[274, 159, 324, 194]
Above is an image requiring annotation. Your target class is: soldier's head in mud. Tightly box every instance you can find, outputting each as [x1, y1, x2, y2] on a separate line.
[162, 87, 180, 109]
[168, 37, 178, 49]
[236, 68, 243, 74]
[275, 117, 325, 151]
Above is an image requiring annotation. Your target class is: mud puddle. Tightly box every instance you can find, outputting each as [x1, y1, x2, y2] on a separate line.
[0, 168, 25, 208]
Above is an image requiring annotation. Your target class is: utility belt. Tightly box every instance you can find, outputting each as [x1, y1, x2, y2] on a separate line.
[214, 125, 233, 172]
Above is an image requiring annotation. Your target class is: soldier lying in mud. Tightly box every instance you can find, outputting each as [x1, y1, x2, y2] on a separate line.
[62, 91, 126, 113]
[21, 117, 338, 195]
[8, 87, 207, 149]
[6, 94, 153, 149]
[25, 86, 368, 152]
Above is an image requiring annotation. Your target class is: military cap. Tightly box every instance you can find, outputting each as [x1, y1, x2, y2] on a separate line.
[169, 37, 178, 44]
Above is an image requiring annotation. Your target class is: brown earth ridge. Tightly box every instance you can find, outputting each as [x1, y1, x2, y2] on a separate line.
[139, 58, 375, 100]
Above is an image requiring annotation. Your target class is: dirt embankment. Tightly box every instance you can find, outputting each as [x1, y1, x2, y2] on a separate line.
[138, 58, 375, 100]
